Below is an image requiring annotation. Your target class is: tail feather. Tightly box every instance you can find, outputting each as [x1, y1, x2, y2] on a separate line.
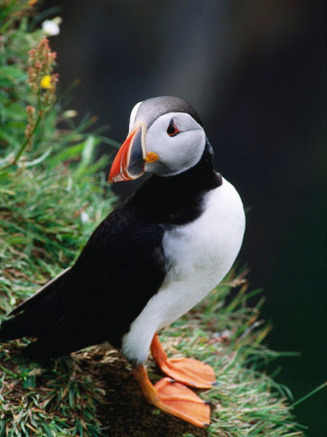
[0, 312, 40, 341]
[0, 268, 71, 342]
[9, 267, 71, 316]
[24, 315, 102, 359]
[0, 266, 107, 359]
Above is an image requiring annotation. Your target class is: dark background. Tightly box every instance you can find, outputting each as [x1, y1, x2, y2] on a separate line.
[42, 1, 326, 435]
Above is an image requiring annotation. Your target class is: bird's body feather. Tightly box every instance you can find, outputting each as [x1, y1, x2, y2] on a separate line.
[0, 96, 247, 428]
[0, 99, 245, 370]
[122, 176, 245, 363]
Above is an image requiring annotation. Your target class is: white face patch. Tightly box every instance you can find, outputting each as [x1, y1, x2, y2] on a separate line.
[144, 112, 206, 177]
[128, 101, 143, 133]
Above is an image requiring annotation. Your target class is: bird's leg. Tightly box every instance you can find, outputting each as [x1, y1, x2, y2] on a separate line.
[132, 364, 210, 427]
[150, 333, 216, 388]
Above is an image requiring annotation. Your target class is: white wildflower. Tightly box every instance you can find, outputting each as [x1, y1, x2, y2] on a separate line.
[81, 211, 90, 224]
[63, 110, 78, 119]
[42, 19, 60, 36]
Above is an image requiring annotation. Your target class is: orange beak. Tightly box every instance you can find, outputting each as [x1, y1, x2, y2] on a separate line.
[109, 123, 147, 183]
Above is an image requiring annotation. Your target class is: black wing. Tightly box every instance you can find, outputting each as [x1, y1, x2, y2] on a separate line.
[0, 201, 167, 358]
[0, 267, 71, 341]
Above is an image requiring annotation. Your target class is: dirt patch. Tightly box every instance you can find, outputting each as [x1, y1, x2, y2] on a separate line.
[84, 347, 209, 437]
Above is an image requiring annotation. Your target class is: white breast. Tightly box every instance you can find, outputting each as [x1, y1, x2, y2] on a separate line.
[122, 176, 245, 364]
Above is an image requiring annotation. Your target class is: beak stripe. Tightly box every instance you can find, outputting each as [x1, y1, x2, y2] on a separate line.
[109, 123, 147, 183]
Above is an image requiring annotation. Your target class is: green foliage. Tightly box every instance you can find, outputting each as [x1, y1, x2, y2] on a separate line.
[0, 0, 117, 314]
[0, 1, 116, 434]
[0, 2, 42, 161]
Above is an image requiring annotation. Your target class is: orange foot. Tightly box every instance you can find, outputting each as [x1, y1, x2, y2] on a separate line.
[133, 365, 210, 427]
[151, 333, 216, 388]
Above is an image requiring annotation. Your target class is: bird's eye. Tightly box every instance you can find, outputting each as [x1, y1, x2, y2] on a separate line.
[167, 119, 179, 137]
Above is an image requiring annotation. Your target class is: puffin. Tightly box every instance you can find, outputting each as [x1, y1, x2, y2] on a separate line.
[0, 96, 245, 427]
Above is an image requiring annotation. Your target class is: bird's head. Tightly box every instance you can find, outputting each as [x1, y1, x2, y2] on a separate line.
[109, 96, 208, 182]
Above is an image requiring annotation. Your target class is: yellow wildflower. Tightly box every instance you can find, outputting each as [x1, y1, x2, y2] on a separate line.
[40, 75, 52, 89]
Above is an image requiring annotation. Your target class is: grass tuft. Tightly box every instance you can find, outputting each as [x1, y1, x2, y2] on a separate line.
[0, 342, 106, 436]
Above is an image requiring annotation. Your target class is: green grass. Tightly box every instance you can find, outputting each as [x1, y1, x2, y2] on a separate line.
[0, 2, 315, 436]
[0, 154, 115, 315]
[0, 273, 306, 437]
[0, 3, 116, 434]
[0, 345, 107, 436]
